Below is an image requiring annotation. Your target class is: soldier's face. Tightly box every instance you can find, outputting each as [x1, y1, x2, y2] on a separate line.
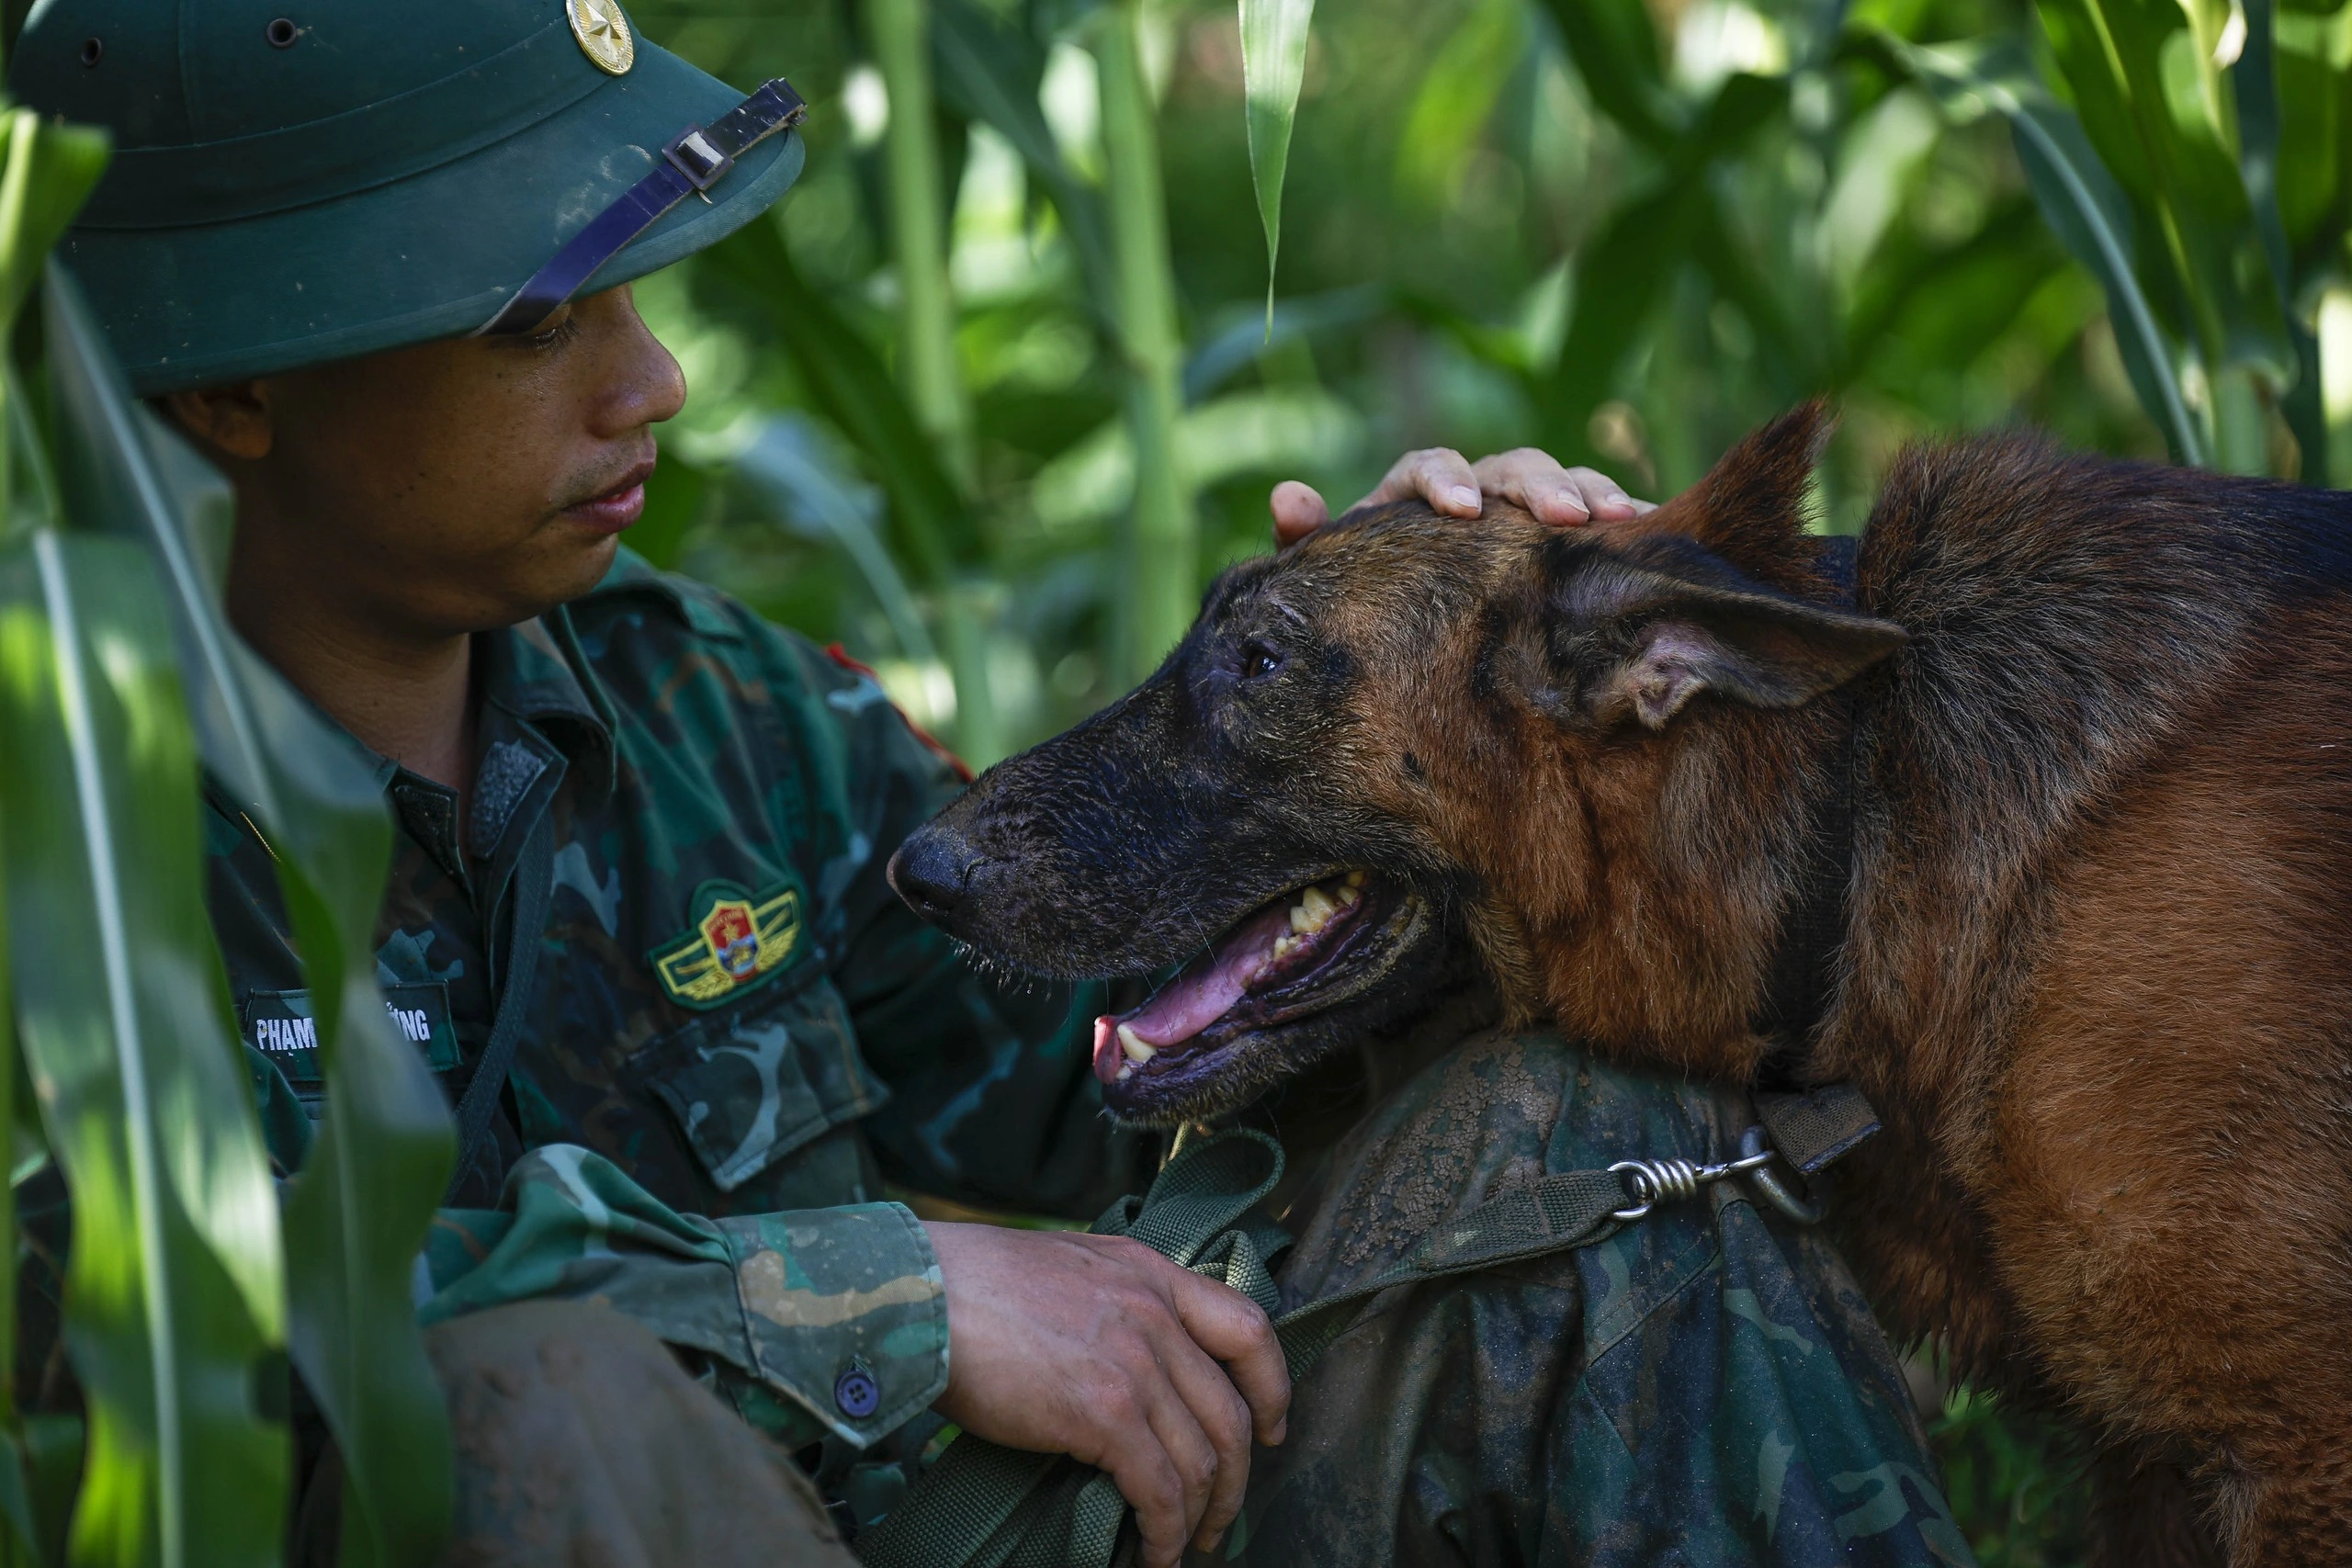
[173, 283, 687, 639]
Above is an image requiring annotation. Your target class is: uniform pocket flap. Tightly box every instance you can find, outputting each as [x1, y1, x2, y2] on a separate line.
[641, 980, 889, 1191]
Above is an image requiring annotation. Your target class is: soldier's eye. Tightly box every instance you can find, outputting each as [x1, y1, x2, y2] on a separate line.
[1239, 640, 1283, 681]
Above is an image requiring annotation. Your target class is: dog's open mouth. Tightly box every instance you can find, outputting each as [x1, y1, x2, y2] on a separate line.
[1090, 871, 1438, 1119]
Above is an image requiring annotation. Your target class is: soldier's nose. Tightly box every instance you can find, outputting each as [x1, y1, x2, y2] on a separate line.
[888, 825, 982, 927]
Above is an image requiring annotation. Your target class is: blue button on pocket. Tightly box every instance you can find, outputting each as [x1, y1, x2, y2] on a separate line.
[834, 1363, 880, 1419]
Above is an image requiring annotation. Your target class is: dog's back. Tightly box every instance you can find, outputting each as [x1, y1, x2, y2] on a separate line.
[1812, 437, 2352, 1561]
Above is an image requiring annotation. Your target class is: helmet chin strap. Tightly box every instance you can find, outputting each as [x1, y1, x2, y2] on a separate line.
[473, 77, 807, 337]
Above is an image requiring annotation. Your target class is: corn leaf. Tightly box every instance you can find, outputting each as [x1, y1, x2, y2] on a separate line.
[705, 217, 967, 583]
[1532, 0, 1682, 149]
[1238, 0, 1316, 330]
[732, 414, 941, 668]
[2230, 0, 2328, 480]
[40, 273, 456, 1568]
[930, 0, 1117, 321]
[1875, 31, 2208, 465]
[0, 110, 110, 330]
[2034, 0, 2296, 417]
[1532, 73, 1786, 459]
[1393, 0, 1524, 211]
[0, 528, 286, 1568]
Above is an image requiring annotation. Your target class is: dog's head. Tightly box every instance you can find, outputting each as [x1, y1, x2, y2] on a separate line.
[891, 406, 1905, 1122]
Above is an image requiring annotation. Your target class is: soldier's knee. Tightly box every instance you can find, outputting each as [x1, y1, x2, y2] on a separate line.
[290, 1300, 854, 1568]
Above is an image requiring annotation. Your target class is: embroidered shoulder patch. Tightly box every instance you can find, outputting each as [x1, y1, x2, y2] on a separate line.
[651, 878, 808, 1010]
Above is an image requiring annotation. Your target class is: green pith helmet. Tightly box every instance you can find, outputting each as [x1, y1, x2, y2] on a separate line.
[10, 0, 807, 394]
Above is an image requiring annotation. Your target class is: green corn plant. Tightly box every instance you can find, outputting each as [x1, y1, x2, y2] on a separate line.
[863, 0, 1010, 761]
[869, 0, 978, 489]
[1868, 0, 2348, 480]
[703, 216, 1014, 761]
[44, 271, 458, 1568]
[1090, 0, 1198, 688]
[1, 105, 292, 1568]
[0, 96, 458, 1568]
[1240, 0, 1318, 332]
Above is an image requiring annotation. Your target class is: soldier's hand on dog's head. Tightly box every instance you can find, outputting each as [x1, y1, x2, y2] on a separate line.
[924, 1222, 1289, 1567]
[1269, 446, 1654, 546]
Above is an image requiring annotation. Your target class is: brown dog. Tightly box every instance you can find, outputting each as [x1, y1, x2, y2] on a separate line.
[892, 406, 2352, 1565]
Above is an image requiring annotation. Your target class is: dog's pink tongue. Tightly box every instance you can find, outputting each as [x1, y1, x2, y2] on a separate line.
[1090, 903, 1293, 1084]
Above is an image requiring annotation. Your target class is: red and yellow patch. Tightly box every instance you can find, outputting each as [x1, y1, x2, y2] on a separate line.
[650, 879, 805, 1009]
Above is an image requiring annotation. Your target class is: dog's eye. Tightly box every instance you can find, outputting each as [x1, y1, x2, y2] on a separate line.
[1238, 640, 1284, 682]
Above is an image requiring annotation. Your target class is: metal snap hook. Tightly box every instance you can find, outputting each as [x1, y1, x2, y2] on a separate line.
[1610, 1145, 1778, 1223]
[1740, 1123, 1826, 1224]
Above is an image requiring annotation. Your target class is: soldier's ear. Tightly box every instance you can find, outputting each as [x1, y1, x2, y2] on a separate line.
[164, 380, 275, 463]
[1526, 535, 1905, 730]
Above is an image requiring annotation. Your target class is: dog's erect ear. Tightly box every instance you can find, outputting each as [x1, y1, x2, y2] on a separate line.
[1634, 401, 1834, 593]
[1533, 537, 1905, 730]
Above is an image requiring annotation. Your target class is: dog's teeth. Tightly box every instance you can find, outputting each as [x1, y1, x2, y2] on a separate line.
[1273, 934, 1297, 959]
[1115, 1063, 1135, 1082]
[1289, 902, 1314, 934]
[1300, 886, 1337, 928]
[1335, 882, 1360, 907]
[1117, 1023, 1157, 1065]
[1345, 870, 1367, 889]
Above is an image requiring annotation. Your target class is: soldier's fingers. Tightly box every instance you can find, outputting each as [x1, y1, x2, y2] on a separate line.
[1101, 1393, 1203, 1568]
[1465, 450, 1646, 525]
[1269, 479, 1331, 547]
[1563, 464, 1651, 519]
[1145, 1374, 1227, 1562]
[1351, 447, 1482, 518]
[1165, 1269, 1290, 1446]
[1470, 447, 1581, 524]
[1148, 1326, 1253, 1551]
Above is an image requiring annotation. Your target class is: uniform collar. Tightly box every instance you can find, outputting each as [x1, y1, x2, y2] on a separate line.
[372, 616, 614, 886]
[481, 613, 616, 808]
[206, 615, 617, 892]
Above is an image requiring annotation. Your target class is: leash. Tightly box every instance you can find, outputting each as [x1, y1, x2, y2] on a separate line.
[854, 1084, 1878, 1568]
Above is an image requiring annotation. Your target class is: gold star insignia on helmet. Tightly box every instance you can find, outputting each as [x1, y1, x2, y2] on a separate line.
[566, 0, 635, 75]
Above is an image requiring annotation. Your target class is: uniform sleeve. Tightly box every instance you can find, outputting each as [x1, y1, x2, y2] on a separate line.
[762, 631, 1156, 1219]
[420, 1145, 946, 1451]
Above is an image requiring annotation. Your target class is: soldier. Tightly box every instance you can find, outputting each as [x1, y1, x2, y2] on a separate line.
[9, 5, 1648, 1564]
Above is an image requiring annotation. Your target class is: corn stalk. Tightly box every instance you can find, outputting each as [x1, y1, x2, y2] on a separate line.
[1091, 0, 1197, 686]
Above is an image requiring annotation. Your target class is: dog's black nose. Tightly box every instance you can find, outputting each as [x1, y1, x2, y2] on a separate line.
[888, 825, 980, 927]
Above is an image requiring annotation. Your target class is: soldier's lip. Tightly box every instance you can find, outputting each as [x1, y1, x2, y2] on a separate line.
[562, 457, 655, 533]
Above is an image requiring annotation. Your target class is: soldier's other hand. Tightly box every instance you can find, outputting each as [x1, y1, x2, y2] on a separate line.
[1269, 446, 1653, 546]
[925, 1222, 1289, 1567]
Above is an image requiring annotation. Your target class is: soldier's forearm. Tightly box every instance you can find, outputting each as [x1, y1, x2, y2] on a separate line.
[419, 1145, 949, 1450]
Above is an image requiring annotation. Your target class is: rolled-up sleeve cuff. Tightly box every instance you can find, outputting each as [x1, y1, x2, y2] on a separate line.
[718, 1201, 948, 1447]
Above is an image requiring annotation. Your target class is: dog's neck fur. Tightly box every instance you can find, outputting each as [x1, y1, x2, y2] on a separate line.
[1477, 695, 1853, 1082]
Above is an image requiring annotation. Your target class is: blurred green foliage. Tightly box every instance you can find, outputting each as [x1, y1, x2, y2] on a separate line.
[1929, 1385, 2093, 1566]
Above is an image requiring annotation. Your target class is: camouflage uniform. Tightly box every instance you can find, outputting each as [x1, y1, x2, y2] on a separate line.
[205, 547, 1147, 1470]
[1220, 1030, 1973, 1567]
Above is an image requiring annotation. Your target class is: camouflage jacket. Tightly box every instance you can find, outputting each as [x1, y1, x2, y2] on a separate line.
[1216, 1031, 1973, 1568]
[204, 547, 1147, 1456]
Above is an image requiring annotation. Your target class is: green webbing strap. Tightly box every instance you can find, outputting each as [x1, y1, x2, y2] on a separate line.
[855, 1128, 1636, 1568]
